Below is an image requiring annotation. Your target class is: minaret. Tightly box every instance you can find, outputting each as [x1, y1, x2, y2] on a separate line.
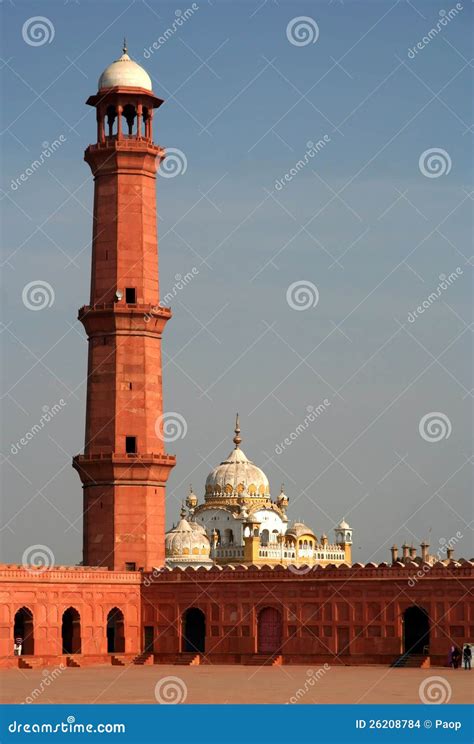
[73, 44, 175, 571]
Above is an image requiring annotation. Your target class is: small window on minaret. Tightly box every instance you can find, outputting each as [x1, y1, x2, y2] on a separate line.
[125, 287, 136, 304]
[125, 436, 137, 454]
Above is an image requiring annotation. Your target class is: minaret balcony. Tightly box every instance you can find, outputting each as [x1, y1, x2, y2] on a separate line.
[73, 452, 176, 485]
[78, 303, 171, 337]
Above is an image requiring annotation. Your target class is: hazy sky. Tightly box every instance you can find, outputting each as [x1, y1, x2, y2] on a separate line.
[1, 0, 472, 566]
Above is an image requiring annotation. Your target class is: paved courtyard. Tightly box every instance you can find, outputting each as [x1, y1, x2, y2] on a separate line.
[0, 665, 471, 705]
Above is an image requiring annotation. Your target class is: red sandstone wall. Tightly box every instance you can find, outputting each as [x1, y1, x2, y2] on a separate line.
[1, 564, 472, 665]
[0, 568, 141, 658]
[142, 564, 474, 663]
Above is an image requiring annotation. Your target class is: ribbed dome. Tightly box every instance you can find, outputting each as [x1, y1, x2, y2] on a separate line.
[286, 521, 316, 538]
[98, 44, 152, 91]
[165, 515, 210, 562]
[205, 416, 270, 499]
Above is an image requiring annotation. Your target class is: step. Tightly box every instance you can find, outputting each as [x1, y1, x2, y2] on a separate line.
[243, 654, 283, 666]
[66, 656, 81, 668]
[173, 653, 201, 666]
[132, 653, 153, 666]
[111, 655, 126, 666]
[391, 654, 430, 668]
[18, 657, 44, 669]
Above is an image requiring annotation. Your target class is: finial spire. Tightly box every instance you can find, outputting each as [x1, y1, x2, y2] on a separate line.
[123, 37, 128, 55]
[180, 503, 186, 519]
[233, 413, 242, 448]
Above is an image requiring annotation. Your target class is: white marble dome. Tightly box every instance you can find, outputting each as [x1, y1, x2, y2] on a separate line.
[99, 45, 152, 91]
[205, 417, 270, 499]
[165, 513, 211, 563]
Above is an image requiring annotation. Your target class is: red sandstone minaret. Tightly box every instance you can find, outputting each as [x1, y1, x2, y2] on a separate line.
[73, 43, 175, 571]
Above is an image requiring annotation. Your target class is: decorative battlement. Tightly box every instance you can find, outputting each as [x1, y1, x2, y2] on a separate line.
[0, 565, 142, 583]
[145, 559, 474, 581]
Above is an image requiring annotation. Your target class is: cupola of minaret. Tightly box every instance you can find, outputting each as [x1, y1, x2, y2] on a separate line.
[73, 44, 175, 572]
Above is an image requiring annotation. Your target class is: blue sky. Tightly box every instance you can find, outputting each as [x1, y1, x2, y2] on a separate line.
[1, 0, 472, 564]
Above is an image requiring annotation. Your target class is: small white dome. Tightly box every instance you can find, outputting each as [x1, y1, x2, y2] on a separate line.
[337, 519, 351, 530]
[98, 45, 152, 91]
[286, 521, 316, 538]
[165, 514, 211, 563]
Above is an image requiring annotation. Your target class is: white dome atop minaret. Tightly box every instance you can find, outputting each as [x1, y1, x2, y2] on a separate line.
[98, 41, 152, 91]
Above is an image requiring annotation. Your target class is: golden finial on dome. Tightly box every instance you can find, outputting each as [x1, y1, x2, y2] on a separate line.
[123, 37, 128, 55]
[179, 503, 187, 519]
[233, 413, 242, 448]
